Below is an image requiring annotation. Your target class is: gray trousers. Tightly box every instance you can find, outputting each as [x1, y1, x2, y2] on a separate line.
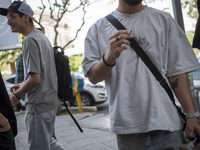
[117, 130, 185, 150]
[25, 109, 66, 150]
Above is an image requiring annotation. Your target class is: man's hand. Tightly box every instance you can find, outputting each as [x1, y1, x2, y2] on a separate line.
[10, 83, 22, 93]
[186, 117, 200, 146]
[106, 30, 133, 62]
[9, 93, 20, 106]
[9, 83, 22, 105]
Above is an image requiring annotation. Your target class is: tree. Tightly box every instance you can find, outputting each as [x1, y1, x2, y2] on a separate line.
[182, 0, 199, 20]
[69, 55, 83, 72]
[0, 50, 22, 74]
[24, 0, 88, 49]
[1, 0, 89, 74]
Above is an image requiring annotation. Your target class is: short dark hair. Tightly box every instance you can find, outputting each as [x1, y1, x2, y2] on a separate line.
[16, 11, 33, 25]
[16, 11, 24, 18]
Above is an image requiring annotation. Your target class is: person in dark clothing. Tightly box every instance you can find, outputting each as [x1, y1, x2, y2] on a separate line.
[193, 0, 200, 49]
[0, 72, 16, 150]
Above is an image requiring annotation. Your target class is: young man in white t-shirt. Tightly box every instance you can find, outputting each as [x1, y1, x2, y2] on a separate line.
[82, 0, 200, 149]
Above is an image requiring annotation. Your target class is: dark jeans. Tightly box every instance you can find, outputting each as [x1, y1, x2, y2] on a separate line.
[0, 129, 16, 150]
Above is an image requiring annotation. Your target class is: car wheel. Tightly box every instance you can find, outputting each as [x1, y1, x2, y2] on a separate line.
[72, 92, 93, 107]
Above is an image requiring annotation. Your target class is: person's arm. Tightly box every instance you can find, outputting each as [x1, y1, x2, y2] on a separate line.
[87, 30, 133, 84]
[168, 73, 200, 139]
[86, 56, 114, 84]
[10, 73, 40, 105]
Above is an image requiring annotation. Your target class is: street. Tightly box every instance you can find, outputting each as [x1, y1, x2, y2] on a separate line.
[96, 100, 109, 115]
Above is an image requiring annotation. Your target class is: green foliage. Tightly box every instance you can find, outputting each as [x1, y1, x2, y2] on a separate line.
[182, 0, 199, 19]
[68, 55, 83, 72]
[186, 31, 195, 44]
[31, 0, 88, 48]
[19, 33, 25, 43]
[0, 32, 23, 74]
[186, 31, 200, 57]
[0, 49, 22, 74]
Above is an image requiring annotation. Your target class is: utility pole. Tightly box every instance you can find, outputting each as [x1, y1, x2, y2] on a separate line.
[171, 0, 185, 32]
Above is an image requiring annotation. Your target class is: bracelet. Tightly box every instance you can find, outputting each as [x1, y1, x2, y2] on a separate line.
[0, 119, 8, 128]
[186, 112, 200, 119]
[102, 54, 116, 67]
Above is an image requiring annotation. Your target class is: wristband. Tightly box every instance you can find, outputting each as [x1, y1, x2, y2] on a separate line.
[186, 112, 200, 119]
[102, 54, 116, 67]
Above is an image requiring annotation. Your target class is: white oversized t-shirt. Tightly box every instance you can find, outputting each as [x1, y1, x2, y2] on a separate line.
[82, 6, 200, 134]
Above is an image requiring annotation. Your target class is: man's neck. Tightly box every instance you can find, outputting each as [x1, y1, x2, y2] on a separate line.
[117, 2, 145, 14]
[22, 25, 35, 37]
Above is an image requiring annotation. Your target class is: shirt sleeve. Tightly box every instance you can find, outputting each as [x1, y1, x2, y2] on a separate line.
[82, 23, 101, 76]
[23, 37, 41, 75]
[167, 16, 200, 76]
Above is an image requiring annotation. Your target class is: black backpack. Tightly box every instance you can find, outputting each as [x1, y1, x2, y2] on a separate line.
[53, 46, 73, 104]
[53, 46, 83, 132]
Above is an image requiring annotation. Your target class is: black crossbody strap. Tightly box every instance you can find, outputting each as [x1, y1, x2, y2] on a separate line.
[105, 14, 186, 122]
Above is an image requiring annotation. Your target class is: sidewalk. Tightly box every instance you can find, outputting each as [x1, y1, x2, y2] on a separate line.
[14, 108, 118, 150]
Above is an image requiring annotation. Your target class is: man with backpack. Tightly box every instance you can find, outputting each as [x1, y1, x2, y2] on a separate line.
[0, 1, 66, 150]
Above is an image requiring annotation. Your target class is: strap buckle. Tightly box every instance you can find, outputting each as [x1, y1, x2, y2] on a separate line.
[159, 78, 166, 86]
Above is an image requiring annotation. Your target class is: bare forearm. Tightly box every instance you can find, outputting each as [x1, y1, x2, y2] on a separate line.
[14, 74, 40, 98]
[169, 73, 195, 113]
[87, 59, 113, 84]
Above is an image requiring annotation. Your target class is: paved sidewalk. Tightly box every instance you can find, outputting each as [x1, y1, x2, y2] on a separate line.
[14, 110, 118, 150]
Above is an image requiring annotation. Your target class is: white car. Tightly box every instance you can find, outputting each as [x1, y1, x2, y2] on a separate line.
[3, 74, 107, 107]
[73, 79, 107, 106]
[3, 74, 16, 95]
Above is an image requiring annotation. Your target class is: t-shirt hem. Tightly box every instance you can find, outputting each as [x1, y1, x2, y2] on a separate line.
[110, 124, 183, 134]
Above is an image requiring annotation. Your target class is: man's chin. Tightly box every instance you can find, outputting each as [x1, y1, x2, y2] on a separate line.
[11, 29, 17, 33]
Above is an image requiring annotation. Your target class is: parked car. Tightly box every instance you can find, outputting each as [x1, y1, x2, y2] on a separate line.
[3, 74, 107, 108]
[72, 78, 107, 106]
[192, 69, 200, 91]
[191, 68, 200, 112]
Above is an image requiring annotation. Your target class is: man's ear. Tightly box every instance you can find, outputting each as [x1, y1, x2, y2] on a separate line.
[23, 14, 30, 23]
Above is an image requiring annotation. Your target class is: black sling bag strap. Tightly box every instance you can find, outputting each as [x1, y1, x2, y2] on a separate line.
[105, 14, 186, 127]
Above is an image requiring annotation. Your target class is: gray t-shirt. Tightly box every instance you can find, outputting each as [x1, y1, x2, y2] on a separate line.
[82, 6, 200, 134]
[22, 29, 59, 114]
